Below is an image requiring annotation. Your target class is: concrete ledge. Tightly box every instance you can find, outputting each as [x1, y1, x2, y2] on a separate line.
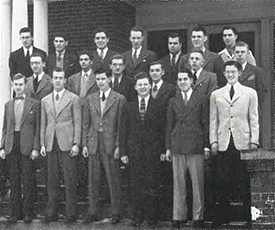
[241, 148, 275, 160]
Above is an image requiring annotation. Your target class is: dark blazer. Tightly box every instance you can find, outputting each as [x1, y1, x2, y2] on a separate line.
[159, 52, 184, 85]
[9, 46, 47, 78]
[166, 91, 209, 155]
[240, 63, 267, 108]
[114, 75, 137, 102]
[92, 49, 117, 75]
[193, 69, 217, 97]
[122, 47, 157, 78]
[25, 73, 53, 101]
[46, 50, 80, 78]
[0, 98, 40, 155]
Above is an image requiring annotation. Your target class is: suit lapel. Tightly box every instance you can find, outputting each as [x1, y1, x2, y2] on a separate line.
[126, 50, 134, 69]
[231, 85, 244, 103]
[239, 63, 251, 82]
[74, 73, 81, 95]
[203, 50, 210, 69]
[94, 92, 101, 115]
[102, 90, 116, 116]
[20, 98, 33, 126]
[8, 100, 15, 130]
[85, 72, 96, 96]
[194, 70, 207, 89]
[56, 90, 71, 117]
[136, 48, 147, 67]
[156, 82, 167, 99]
[222, 87, 232, 103]
[36, 74, 49, 94]
[28, 76, 35, 94]
[174, 93, 187, 119]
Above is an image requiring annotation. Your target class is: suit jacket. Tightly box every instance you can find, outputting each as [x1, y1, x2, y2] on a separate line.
[159, 52, 184, 85]
[240, 63, 267, 108]
[114, 75, 137, 102]
[122, 47, 157, 78]
[9, 46, 47, 78]
[82, 90, 126, 155]
[40, 90, 81, 152]
[166, 91, 209, 155]
[46, 50, 80, 78]
[92, 49, 117, 75]
[25, 73, 53, 101]
[209, 83, 259, 151]
[67, 71, 99, 105]
[193, 69, 217, 97]
[0, 98, 40, 155]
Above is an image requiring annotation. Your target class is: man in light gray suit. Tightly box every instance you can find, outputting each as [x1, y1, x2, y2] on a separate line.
[210, 60, 259, 227]
[40, 67, 81, 223]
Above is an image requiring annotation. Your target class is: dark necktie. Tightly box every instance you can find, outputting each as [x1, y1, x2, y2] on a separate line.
[230, 86, 235, 100]
[57, 52, 62, 62]
[171, 54, 176, 66]
[140, 98, 146, 120]
[15, 96, 24, 101]
[133, 49, 138, 66]
[33, 75, 39, 92]
[193, 71, 198, 85]
[102, 92, 106, 102]
[153, 85, 158, 92]
[26, 50, 30, 63]
[113, 77, 119, 90]
[56, 93, 59, 101]
[99, 49, 104, 62]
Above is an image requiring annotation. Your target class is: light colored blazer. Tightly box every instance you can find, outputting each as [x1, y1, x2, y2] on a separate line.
[40, 90, 81, 152]
[82, 90, 126, 155]
[209, 83, 259, 151]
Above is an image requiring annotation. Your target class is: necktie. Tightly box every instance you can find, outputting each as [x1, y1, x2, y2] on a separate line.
[133, 49, 138, 66]
[113, 77, 119, 90]
[171, 54, 176, 66]
[99, 49, 104, 61]
[26, 50, 30, 63]
[153, 85, 158, 92]
[33, 75, 39, 92]
[80, 73, 88, 97]
[184, 92, 188, 105]
[140, 98, 146, 120]
[102, 92, 106, 101]
[57, 52, 62, 62]
[230, 86, 235, 100]
[56, 93, 59, 101]
[15, 96, 24, 101]
[193, 71, 198, 85]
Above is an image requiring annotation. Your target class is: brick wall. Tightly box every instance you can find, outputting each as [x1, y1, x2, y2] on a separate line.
[28, 1, 136, 54]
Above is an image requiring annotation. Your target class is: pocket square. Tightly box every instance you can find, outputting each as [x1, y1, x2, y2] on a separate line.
[142, 59, 147, 62]
[248, 74, 255, 81]
[30, 110, 35, 114]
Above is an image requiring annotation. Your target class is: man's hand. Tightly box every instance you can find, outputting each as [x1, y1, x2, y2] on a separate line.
[70, 144, 79, 157]
[121, 156, 129, 164]
[82, 146, 89, 158]
[0, 149, 6, 159]
[165, 150, 172, 162]
[211, 142, 219, 155]
[160, 154, 166, 161]
[40, 146, 46, 157]
[30, 149, 39, 160]
[204, 148, 211, 160]
[114, 147, 119, 160]
[250, 143, 258, 150]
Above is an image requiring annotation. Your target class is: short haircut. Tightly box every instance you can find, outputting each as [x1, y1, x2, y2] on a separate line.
[178, 68, 193, 80]
[130, 26, 144, 36]
[191, 26, 207, 36]
[30, 52, 47, 62]
[234, 41, 249, 50]
[94, 68, 110, 77]
[221, 25, 238, 35]
[150, 61, 163, 69]
[19, 27, 32, 36]
[94, 28, 109, 38]
[224, 60, 242, 72]
[109, 53, 125, 64]
[168, 32, 182, 44]
[78, 50, 93, 60]
[53, 32, 68, 41]
[189, 48, 205, 59]
[52, 67, 65, 75]
[134, 71, 150, 84]
[12, 73, 27, 83]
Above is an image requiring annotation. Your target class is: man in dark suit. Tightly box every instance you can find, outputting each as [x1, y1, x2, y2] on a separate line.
[109, 54, 136, 102]
[92, 28, 117, 76]
[0, 73, 40, 224]
[234, 41, 267, 109]
[46, 33, 80, 78]
[9, 27, 47, 78]
[159, 33, 184, 86]
[120, 72, 161, 227]
[149, 61, 175, 222]
[82, 69, 126, 224]
[165, 69, 210, 229]
[40, 68, 81, 223]
[122, 26, 157, 78]
[178, 26, 224, 87]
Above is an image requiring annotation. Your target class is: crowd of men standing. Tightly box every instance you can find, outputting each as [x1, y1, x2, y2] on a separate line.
[0, 24, 267, 229]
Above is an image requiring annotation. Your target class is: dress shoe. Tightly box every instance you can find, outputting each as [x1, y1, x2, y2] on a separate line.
[23, 215, 32, 223]
[83, 214, 100, 224]
[42, 215, 58, 224]
[192, 220, 204, 228]
[7, 216, 18, 224]
[111, 213, 121, 224]
[65, 216, 77, 223]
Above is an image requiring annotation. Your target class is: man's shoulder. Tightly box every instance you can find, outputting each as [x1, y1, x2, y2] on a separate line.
[68, 72, 80, 81]
[41, 93, 52, 102]
[205, 49, 218, 58]
[122, 75, 135, 84]
[42, 73, 52, 80]
[122, 49, 131, 56]
[201, 69, 216, 77]
[10, 47, 23, 56]
[159, 55, 170, 63]
[33, 47, 47, 55]
[26, 97, 40, 106]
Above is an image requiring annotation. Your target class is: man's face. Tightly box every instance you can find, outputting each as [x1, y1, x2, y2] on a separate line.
[223, 29, 237, 48]
[52, 71, 66, 91]
[20, 32, 33, 49]
[13, 78, 26, 96]
[177, 72, 193, 92]
[135, 78, 151, 97]
[30, 56, 45, 75]
[96, 72, 110, 92]
[129, 31, 144, 50]
[53, 37, 68, 52]
[189, 52, 204, 71]
[191, 31, 207, 50]
[234, 46, 249, 64]
[79, 54, 92, 71]
[168, 37, 182, 55]
[224, 65, 240, 85]
[149, 64, 164, 83]
[94, 32, 109, 49]
[109, 58, 125, 76]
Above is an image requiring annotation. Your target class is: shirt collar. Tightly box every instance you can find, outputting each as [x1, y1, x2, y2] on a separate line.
[112, 74, 123, 84]
[181, 88, 193, 100]
[132, 46, 142, 57]
[138, 94, 150, 105]
[226, 81, 241, 92]
[192, 68, 203, 77]
[242, 61, 248, 71]
[82, 69, 92, 77]
[34, 72, 44, 82]
[56, 49, 65, 57]
[97, 47, 108, 58]
[100, 87, 111, 99]
[169, 51, 181, 62]
[54, 88, 65, 98]
[23, 46, 33, 56]
[153, 79, 163, 89]
[219, 47, 235, 59]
